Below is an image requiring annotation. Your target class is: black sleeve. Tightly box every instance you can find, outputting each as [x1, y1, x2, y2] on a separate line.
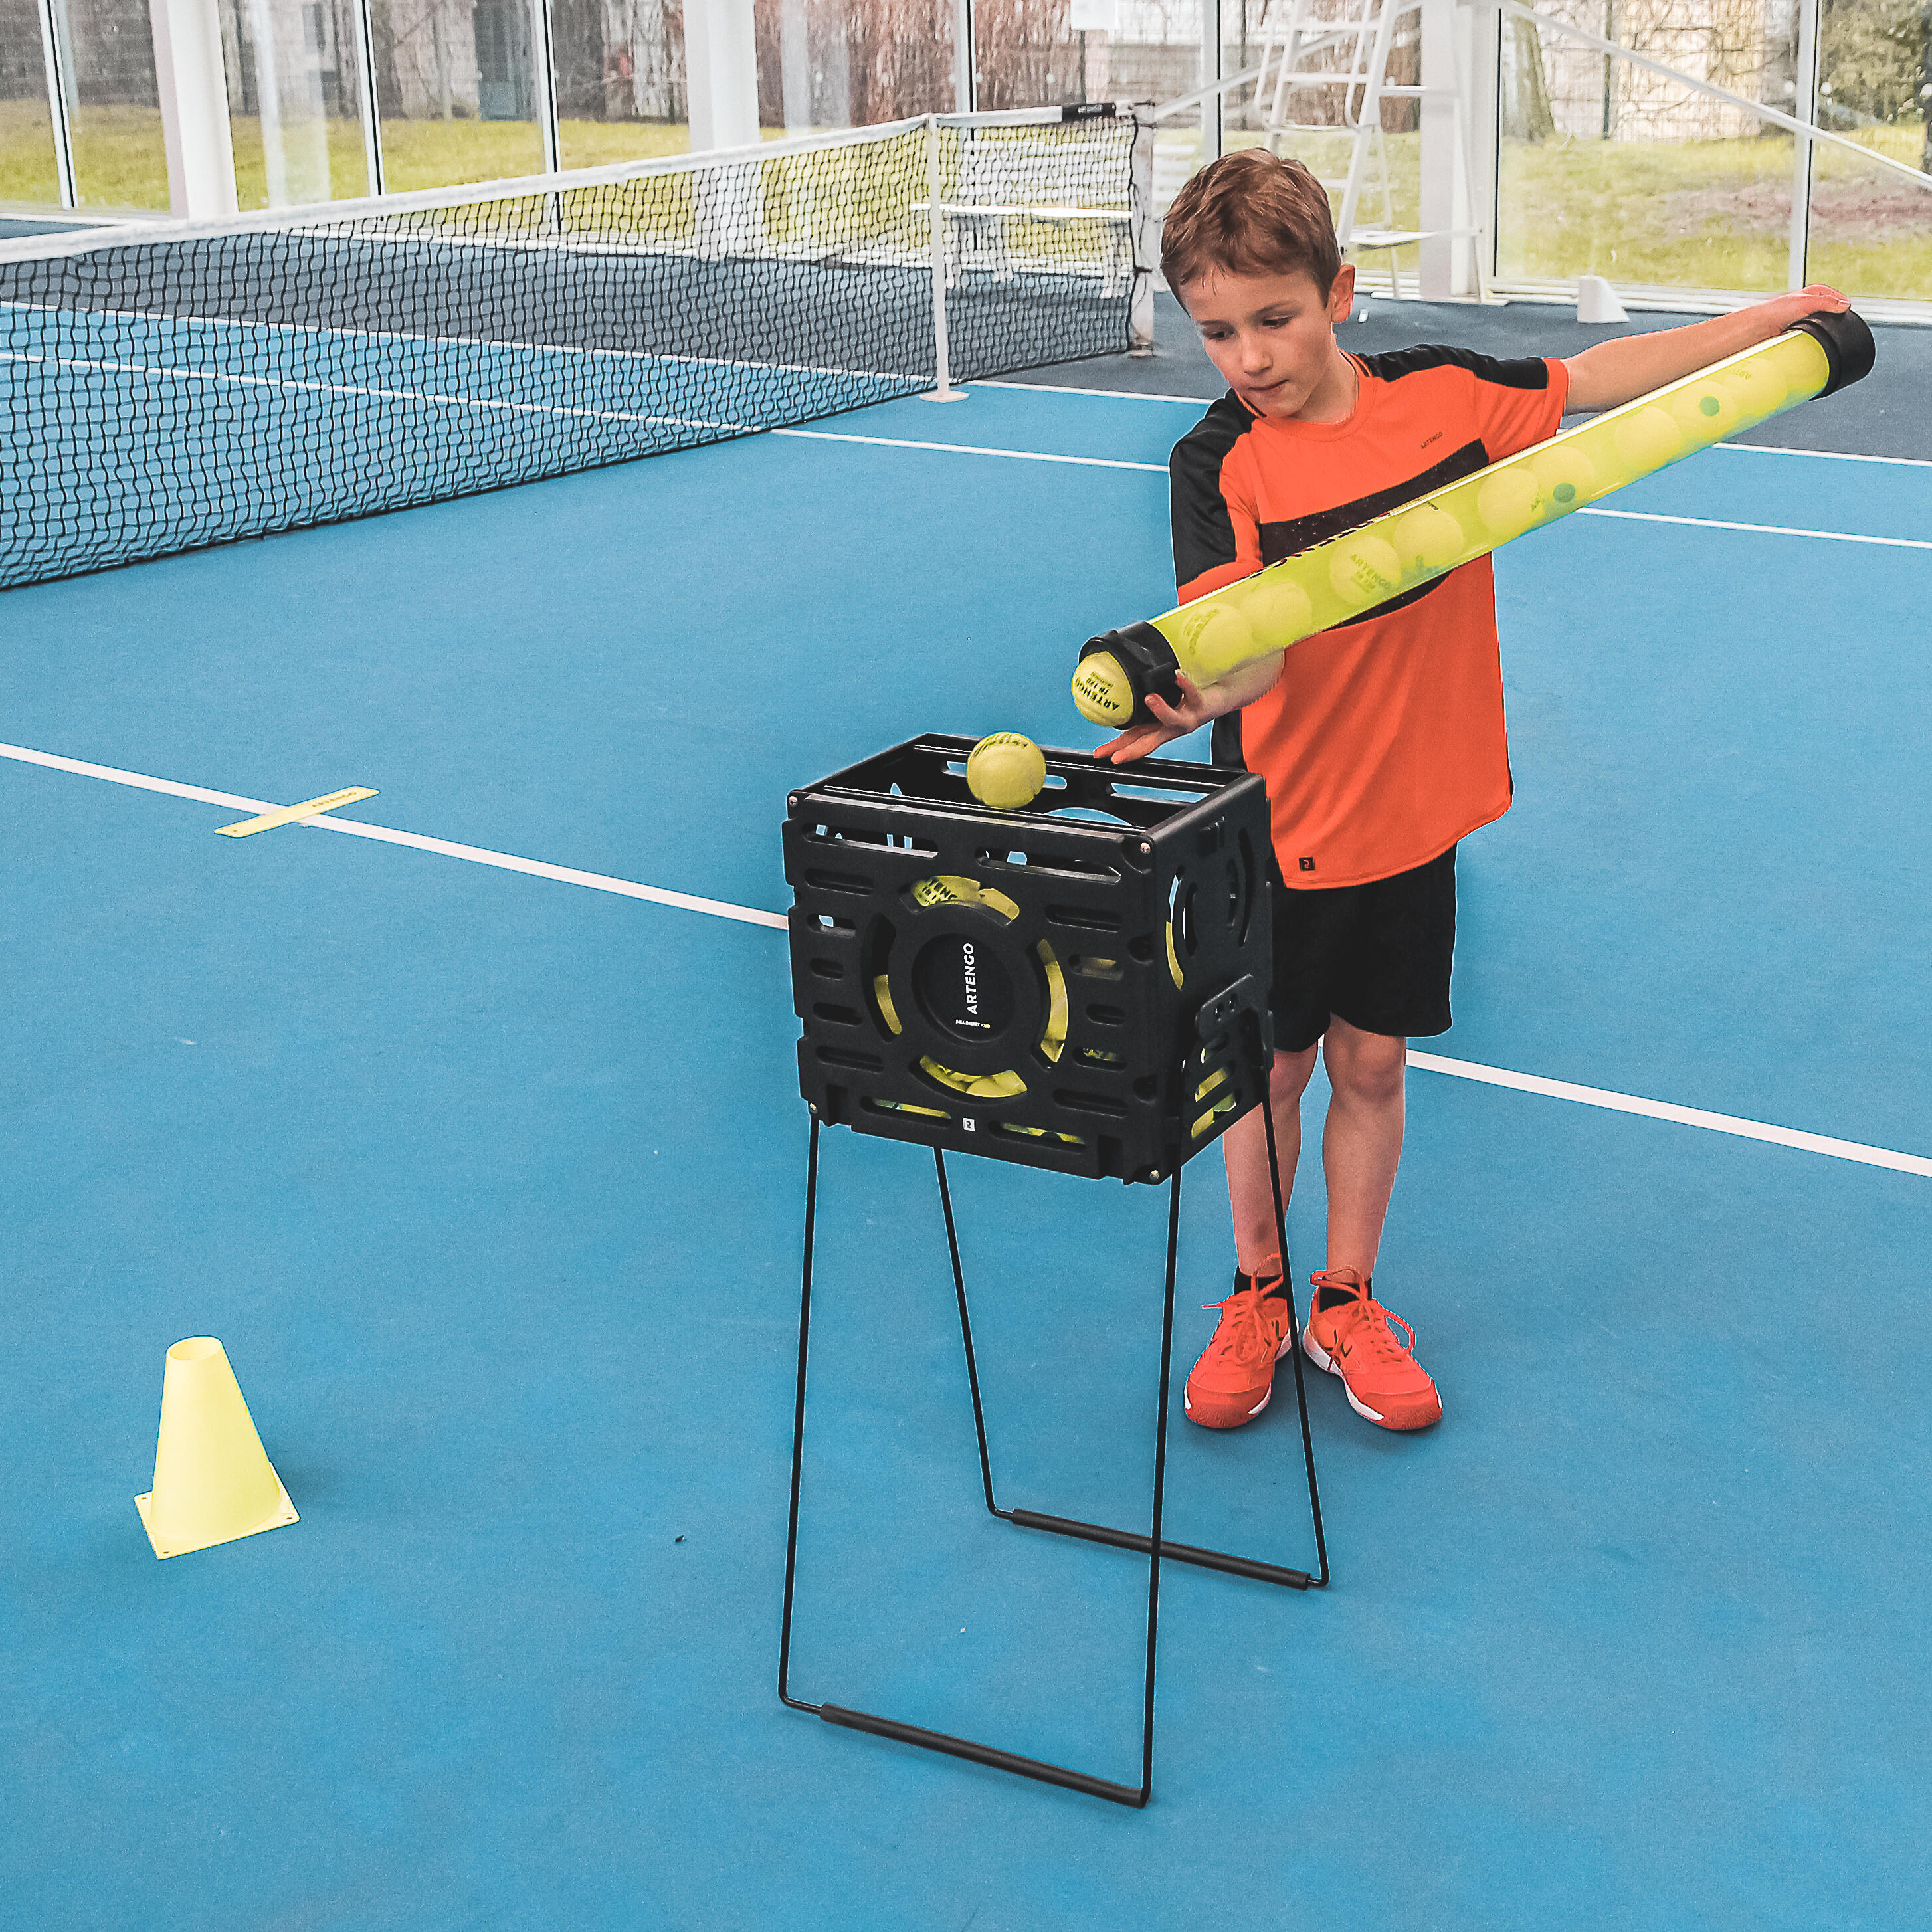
[1169, 395, 1252, 592]
[1358, 344, 1552, 390]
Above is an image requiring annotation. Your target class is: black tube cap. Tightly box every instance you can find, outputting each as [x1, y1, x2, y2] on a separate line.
[1794, 308, 1876, 397]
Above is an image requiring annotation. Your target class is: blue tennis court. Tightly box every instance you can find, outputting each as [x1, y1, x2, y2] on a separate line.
[4, 347, 1929, 1929]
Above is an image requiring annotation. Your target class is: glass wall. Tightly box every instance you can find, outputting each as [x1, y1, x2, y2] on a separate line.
[1497, 0, 1796, 293]
[219, 0, 375, 205]
[1803, 0, 1932, 299]
[553, 0, 687, 164]
[1, 0, 61, 203]
[369, 0, 546, 188]
[58, 0, 171, 207]
[1495, 0, 1930, 302]
[752, 0, 953, 131]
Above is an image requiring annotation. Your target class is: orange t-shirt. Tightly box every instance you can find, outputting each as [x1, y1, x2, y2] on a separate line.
[1171, 347, 1570, 888]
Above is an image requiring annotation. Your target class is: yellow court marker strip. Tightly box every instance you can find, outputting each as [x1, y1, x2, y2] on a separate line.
[216, 786, 377, 837]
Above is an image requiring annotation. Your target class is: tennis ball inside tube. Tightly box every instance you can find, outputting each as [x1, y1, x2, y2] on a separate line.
[1722, 359, 1789, 428]
[1667, 383, 1740, 446]
[1391, 504, 1465, 575]
[966, 733, 1046, 811]
[1163, 600, 1256, 684]
[1237, 575, 1317, 648]
[1529, 445, 1596, 511]
[1072, 652, 1135, 726]
[1476, 467, 1543, 541]
[1613, 405, 1684, 473]
[1328, 533, 1402, 607]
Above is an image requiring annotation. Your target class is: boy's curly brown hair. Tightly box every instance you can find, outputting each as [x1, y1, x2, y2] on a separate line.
[1160, 149, 1342, 296]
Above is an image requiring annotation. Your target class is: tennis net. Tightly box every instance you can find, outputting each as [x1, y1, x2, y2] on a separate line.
[1, 108, 1145, 591]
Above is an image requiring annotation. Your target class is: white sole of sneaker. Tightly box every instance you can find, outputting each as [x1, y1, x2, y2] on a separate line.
[1302, 1327, 1442, 1429]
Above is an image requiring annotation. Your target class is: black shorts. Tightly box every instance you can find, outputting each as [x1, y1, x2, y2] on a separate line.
[1268, 845, 1457, 1054]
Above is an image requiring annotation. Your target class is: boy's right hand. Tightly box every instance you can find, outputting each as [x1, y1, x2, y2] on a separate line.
[1095, 674, 1215, 764]
[1095, 650, 1287, 763]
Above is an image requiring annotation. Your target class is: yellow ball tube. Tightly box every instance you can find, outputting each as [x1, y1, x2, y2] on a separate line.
[1072, 314, 1870, 727]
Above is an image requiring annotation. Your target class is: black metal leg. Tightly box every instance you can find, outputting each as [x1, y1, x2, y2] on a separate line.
[777, 1115, 821, 1713]
[779, 1128, 1190, 1808]
[937, 1103, 1327, 1592]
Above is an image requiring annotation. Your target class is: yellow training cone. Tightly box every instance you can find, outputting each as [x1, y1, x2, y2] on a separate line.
[135, 1337, 298, 1559]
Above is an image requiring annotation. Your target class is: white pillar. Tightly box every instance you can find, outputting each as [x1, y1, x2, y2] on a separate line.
[1199, 0, 1222, 162]
[953, 0, 975, 114]
[1787, 0, 1819, 290]
[149, 0, 238, 218]
[1418, 0, 1466, 296]
[685, 0, 760, 151]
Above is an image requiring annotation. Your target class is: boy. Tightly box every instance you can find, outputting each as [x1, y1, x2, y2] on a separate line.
[1098, 148, 1847, 1434]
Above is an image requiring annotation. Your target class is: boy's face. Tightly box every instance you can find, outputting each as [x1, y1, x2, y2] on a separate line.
[1178, 264, 1358, 421]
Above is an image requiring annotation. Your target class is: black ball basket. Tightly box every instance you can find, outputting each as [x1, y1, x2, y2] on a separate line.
[783, 735, 1276, 1183]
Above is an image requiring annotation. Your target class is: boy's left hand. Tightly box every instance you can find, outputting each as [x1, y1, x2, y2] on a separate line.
[1761, 283, 1852, 329]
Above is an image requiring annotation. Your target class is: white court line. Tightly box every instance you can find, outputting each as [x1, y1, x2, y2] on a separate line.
[4, 739, 1925, 1179]
[0, 743, 788, 931]
[1717, 443, 1932, 471]
[973, 379, 1210, 405]
[1408, 1051, 1932, 1179]
[1577, 506, 1932, 551]
[769, 427, 1167, 470]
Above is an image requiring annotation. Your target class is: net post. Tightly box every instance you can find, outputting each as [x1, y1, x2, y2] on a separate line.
[1129, 107, 1155, 356]
[924, 115, 965, 403]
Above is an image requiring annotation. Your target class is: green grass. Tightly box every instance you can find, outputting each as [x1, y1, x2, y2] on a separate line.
[6, 100, 1926, 302]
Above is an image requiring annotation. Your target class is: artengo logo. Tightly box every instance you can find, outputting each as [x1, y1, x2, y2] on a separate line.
[961, 942, 980, 1016]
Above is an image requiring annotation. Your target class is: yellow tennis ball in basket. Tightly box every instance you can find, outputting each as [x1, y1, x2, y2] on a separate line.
[1529, 445, 1596, 512]
[1238, 575, 1316, 648]
[966, 733, 1046, 811]
[1476, 466, 1543, 541]
[1327, 534, 1401, 607]
[1613, 405, 1684, 473]
[1072, 652, 1135, 726]
[1392, 504, 1466, 575]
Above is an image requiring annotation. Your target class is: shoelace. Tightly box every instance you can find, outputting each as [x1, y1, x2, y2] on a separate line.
[1335, 1296, 1418, 1365]
[1199, 1286, 1286, 1365]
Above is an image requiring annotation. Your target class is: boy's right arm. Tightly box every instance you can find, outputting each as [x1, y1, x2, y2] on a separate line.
[1099, 410, 1272, 764]
[1096, 653, 1284, 764]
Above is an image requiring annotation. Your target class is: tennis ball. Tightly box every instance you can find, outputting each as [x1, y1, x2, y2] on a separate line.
[919, 1056, 979, 1093]
[1666, 383, 1739, 446]
[1072, 652, 1135, 725]
[1327, 533, 1402, 607]
[1166, 921, 1183, 989]
[1238, 575, 1316, 648]
[1765, 330, 1830, 396]
[1169, 603, 1256, 684]
[873, 973, 903, 1036]
[967, 732, 1046, 812]
[1722, 359, 1788, 427]
[976, 888, 1020, 923]
[1529, 445, 1596, 512]
[1476, 467, 1543, 541]
[967, 1069, 1026, 1098]
[913, 874, 983, 909]
[1613, 405, 1684, 473]
[1038, 941, 1068, 1058]
[1391, 504, 1465, 576]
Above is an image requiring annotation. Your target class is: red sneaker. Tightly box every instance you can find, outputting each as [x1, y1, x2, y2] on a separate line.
[1301, 1268, 1442, 1430]
[1183, 1271, 1295, 1429]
